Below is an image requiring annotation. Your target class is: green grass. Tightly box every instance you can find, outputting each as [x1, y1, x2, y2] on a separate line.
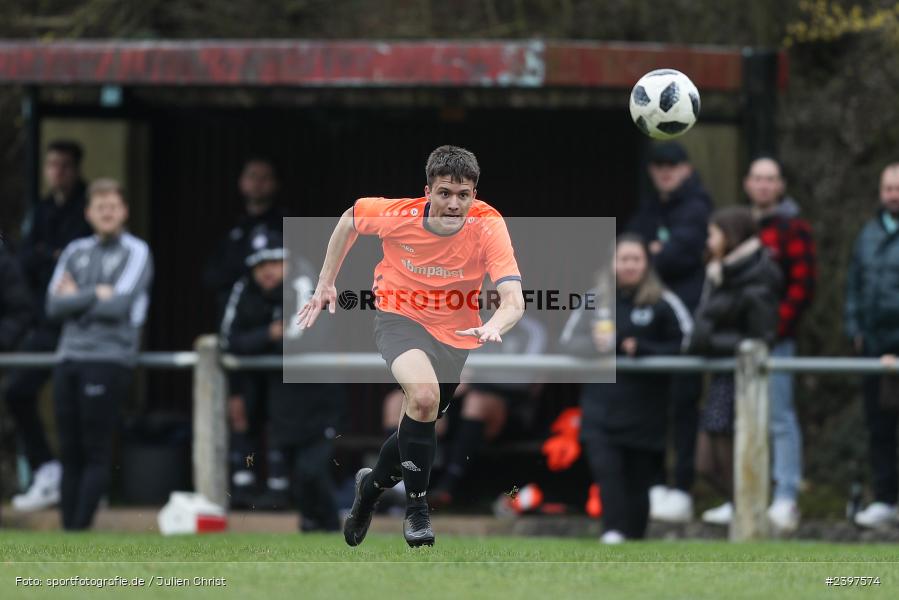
[2, 531, 899, 599]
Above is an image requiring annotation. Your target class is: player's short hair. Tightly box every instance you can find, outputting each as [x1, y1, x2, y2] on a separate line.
[425, 145, 479, 187]
[46, 140, 84, 167]
[88, 178, 127, 204]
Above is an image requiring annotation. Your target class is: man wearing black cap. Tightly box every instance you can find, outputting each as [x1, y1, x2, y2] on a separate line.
[220, 229, 344, 531]
[627, 141, 712, 523]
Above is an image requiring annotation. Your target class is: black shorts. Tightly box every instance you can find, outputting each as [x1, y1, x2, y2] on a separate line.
[373, 310, 469, 417]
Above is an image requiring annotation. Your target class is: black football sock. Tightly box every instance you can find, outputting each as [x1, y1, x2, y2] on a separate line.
[397, 413, 437, 503]
[363, 431, 402, 503]
[440, 417, 485, 494]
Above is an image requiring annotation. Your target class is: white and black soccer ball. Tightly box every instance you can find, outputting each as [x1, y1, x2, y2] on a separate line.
[629, 69, 700, 140]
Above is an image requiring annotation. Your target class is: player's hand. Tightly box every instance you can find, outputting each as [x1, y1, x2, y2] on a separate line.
[456, 326, 502, 344]
[269, 320, 284, 341]
[297, 282, 337, 329]
[592, 330, 615, 353]
[620, 337, 638, 356]
[56, 272, 78, 296]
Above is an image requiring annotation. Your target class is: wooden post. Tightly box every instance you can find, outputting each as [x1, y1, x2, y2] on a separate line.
[192, 335, 228, 509]
[730, 339, 771, 541]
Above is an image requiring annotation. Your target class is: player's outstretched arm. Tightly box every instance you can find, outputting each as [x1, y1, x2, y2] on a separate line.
[456, 279, 525, 344]
[297, 206, 358, 330]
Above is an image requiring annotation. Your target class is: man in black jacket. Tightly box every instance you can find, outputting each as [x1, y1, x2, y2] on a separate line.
[220, 229, 344, 531]
[627, 142, 711, 523]
[846, 162, 899, 528]
[204, 157, 285, 317]
[6, 140, 91, 512]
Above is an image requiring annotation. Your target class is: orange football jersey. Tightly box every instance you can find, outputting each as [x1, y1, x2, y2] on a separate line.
[353, 197, 520, 349]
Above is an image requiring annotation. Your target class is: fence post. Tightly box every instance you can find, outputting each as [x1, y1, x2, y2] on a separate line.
[730, 339, 771, 541]
[192, 335, 228, 509]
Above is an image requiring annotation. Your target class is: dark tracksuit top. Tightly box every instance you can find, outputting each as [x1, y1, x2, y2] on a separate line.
[46, 232, 154, 366]
[219, 270, 343, 448]
[19, 181, 92, 320]
[204, 205, 286, 315]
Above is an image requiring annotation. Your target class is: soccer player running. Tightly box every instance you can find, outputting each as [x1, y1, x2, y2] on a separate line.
[297, 146, 524, 547]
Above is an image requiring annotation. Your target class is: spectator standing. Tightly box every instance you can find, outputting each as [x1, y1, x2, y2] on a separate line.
[204, 158, 284, 505]
[7, 140, 92, 512]
[560, 234, 692, 543]
[745, 156, 817, 532]
[220, 230, 344, 531]
[204, 157, 285, 315]
[627, 142, 711, 522]
[46, 179, 153, 530]
[688, 206, 781, 526]
[845, 163, 899, 528]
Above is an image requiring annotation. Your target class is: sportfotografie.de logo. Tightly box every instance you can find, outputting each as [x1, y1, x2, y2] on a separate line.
[335, 289, 595, 312]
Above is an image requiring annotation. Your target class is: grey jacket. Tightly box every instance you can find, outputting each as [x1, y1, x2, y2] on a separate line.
[46, 232, 153, 366]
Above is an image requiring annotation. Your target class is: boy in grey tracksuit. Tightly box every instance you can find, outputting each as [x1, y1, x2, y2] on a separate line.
[45, 179, 153, 530]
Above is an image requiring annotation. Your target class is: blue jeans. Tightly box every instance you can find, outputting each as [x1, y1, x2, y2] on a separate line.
[770, 338, 802, 501]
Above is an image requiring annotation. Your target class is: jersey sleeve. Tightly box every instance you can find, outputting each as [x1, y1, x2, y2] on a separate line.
[353, 197, 389, 236]
[483, 214, 521, 286]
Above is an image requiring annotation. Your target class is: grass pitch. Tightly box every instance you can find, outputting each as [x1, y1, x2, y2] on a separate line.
[2, 531, 899, 599]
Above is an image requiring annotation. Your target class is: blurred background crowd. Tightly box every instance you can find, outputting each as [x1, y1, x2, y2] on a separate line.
[3, 0, 899, 542]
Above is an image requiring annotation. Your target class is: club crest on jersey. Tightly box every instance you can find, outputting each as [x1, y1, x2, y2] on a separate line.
[631, 307, 654, 326]
[102, 252, 123, 277]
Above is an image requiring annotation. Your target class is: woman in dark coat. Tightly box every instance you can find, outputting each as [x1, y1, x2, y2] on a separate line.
[688, 206, 782, 526]
[560, 234, 693, 543]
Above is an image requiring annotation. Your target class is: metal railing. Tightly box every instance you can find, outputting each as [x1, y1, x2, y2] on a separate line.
[3, 337, 898, 541]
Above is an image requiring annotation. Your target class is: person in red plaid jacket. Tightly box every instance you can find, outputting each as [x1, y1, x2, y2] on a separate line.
[744, 156, 816, 533]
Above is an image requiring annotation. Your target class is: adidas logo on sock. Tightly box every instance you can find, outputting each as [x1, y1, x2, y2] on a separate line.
[401, 460, 421, 472]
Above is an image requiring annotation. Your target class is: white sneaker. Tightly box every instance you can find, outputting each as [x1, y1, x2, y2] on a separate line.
[652, 488, 694, 523]
[232, 470, 256, 487]
[600, 530, 626, 544]
[701, 502, 733, 526]
[768, 499, 800, 533]
[854, 502, 898, 529]
[12, 461, 61, 512]
[649, 485, 668, 516]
